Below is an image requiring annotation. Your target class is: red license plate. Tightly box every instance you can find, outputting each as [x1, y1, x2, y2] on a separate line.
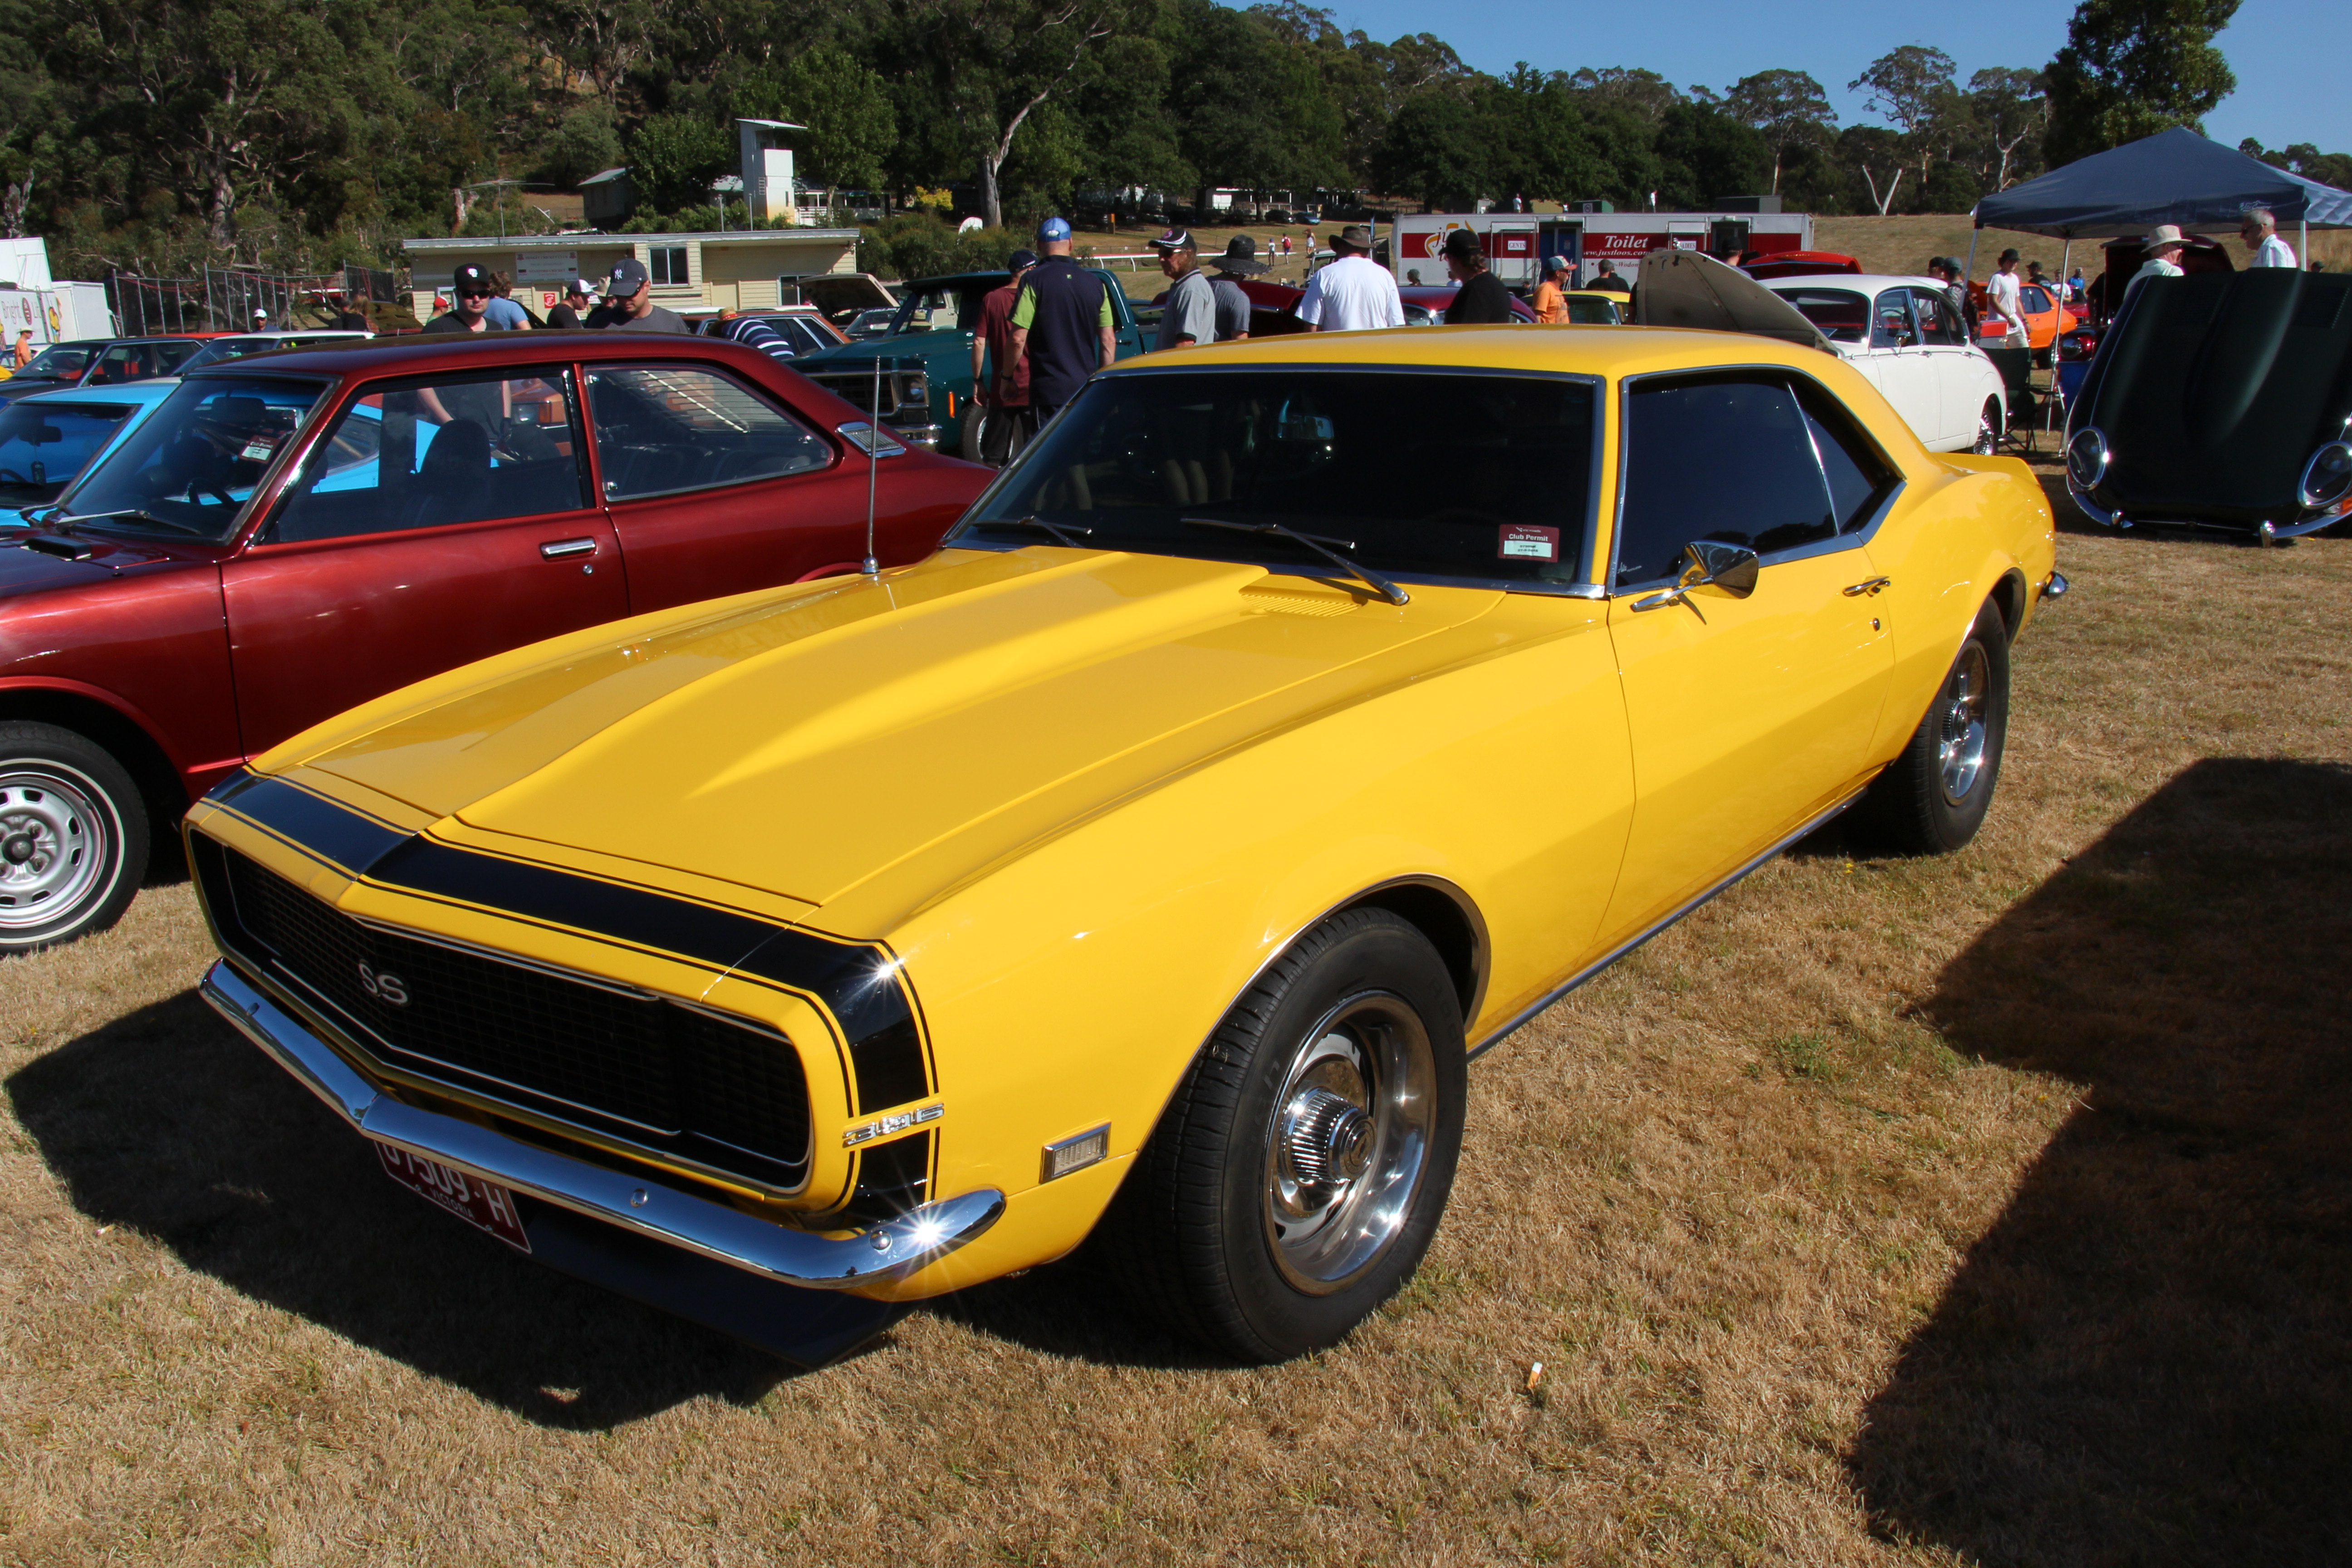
[375, 1142, 531, 1253]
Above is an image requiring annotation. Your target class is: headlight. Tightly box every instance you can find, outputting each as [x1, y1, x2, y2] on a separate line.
[899, 373, 929, 407]
[2066, 426, 2111, 490]
[2299, 442, 2352, 509]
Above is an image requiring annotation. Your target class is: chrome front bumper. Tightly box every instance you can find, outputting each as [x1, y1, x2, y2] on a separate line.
[200, 960, 1004, 1290]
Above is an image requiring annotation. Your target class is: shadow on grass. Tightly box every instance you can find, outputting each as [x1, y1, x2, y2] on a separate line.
[1850, 757, 2352, 1565]
[7, 990, 794, 1429]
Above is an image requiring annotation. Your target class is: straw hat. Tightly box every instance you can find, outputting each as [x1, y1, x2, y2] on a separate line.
[2142, 224, 2187, 253]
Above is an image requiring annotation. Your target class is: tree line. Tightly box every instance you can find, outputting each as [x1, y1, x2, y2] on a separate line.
[0, 0, 2335, 280]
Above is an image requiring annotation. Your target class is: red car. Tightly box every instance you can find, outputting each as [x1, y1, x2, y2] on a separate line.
[0, 333, 986, 949]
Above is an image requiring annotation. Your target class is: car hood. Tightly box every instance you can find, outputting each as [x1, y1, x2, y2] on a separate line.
[797, 329, 965, 368]
[1635, 248, 1834, 353]
[293, 548, 1504, 931]
[0, 532, 184, 597]
[2077, 269, 2352, 522]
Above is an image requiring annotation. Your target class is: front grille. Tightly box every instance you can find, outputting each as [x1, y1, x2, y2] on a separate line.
[803, 368, 902, 419]
[197, 840, 810, 1186]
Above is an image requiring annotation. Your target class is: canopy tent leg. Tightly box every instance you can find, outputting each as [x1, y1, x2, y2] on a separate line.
[2301, 220, 2309, 267]
[2059, 239, 2071, 302]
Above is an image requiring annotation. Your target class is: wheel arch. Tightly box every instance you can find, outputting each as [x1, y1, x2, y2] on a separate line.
[1987, 565, 2031, 640]
[1336, 876, 1489, 1029]
[0, 682, 191, 840]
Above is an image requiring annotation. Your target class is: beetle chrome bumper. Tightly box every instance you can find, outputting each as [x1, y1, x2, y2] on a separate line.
[200, 960, 1004, 1289]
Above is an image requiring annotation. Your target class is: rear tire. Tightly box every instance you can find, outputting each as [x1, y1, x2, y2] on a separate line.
[1857, 602, 2010, 855]
[1103, 907, 1466, 1362]
[0, 722, 150, 952]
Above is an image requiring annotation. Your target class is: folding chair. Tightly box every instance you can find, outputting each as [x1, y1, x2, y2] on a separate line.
[1982, 346, 2037, 453]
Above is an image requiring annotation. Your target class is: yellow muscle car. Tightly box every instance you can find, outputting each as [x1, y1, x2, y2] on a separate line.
[190, 323, 2063, 1365]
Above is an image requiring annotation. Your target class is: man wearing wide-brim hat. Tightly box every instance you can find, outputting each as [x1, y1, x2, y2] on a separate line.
[1207, 236, 1264, 343]
[2126, 224, 2190, 307]
[1297, 223, 1403, 333]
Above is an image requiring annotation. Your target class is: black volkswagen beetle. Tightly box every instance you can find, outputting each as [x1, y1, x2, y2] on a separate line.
[2066, 267, 2352, 544]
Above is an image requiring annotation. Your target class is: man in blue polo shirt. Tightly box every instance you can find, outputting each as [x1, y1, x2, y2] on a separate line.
[1008, 216, 1115, 425]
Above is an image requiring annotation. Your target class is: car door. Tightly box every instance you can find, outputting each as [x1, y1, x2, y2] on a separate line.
[1907, 286, 1978, 447]
[584, 360, 880, 610]
[221, 364, 626, 756]
[1598, 369, 1901, 945]
[1867, 289, 1941, 444]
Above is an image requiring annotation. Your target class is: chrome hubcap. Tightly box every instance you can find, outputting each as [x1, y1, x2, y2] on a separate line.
[1937, 643, 1992, 804]
[1263, 992, 1435, 1295]
[0, 767, 111, 930]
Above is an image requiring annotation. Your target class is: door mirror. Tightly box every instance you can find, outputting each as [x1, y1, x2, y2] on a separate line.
[1681, 539, 1759, 597]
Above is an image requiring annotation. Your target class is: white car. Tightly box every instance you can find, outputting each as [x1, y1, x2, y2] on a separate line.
[1762, 274, 2008, 453]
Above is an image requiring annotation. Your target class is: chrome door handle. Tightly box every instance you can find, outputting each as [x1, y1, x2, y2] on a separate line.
[540, 538, 598, 559]
[1842, 576, 1891, 597]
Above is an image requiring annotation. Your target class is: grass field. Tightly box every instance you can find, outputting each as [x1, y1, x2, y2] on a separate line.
[5, 464, 2351, 1565]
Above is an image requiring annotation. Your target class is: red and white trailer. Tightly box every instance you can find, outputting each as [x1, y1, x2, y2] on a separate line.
[1387, 210, 1815, 290]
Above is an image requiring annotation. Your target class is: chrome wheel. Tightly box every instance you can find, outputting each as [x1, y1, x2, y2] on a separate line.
[1937, 641, 1993, 804]
[1262, 991, 1436, 1295]
[1971, 402, 1999, 454]
[0, 764, 114, 932]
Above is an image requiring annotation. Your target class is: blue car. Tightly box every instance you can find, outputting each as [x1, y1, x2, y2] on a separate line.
[0, 380, 181, 529]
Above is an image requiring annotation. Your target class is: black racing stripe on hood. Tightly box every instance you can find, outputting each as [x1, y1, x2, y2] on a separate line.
[200, 769, 932, 1113]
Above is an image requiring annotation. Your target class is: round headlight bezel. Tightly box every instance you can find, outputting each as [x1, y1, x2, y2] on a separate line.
[2066, 426, 2111, 491]
[2297, 441, 2352, 510]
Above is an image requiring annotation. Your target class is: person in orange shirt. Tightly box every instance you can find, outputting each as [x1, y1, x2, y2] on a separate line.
[1532, 255, 1571, 323]
[10, 329, 31, 369]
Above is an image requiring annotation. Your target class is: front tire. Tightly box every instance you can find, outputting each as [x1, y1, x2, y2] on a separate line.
[1105, 907, 1466, 1361]
[1858, 601, 2011, 854]
[0, 723, 150, 952]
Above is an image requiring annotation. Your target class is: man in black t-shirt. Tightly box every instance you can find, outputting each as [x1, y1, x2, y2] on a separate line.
[1583, 259, 1632, 295]
[1441, 228, 1514, 323]
[545, 279, 594, 330]
[422, 265, 495, 334]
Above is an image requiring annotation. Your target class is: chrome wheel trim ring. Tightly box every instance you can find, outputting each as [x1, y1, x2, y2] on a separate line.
[1936, 641, 1993, 806]
[0, 762, 116, 933]
[1971, 405, 1998, 455]
[1261, 990, 1436, 1296]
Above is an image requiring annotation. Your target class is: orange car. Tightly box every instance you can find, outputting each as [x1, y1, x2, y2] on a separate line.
[1970, 278, 2078, 354]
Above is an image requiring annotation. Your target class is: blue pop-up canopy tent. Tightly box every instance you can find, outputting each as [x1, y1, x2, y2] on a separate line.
[1967, 127, 2352, 282]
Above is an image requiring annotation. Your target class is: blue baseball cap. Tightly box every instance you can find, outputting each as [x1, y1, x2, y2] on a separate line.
[1543, 255, 1568, 273]
[1037, 216, 1072, 242]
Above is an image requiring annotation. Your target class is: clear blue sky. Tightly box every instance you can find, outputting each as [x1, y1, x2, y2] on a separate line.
[1307, 0, 2350, 155]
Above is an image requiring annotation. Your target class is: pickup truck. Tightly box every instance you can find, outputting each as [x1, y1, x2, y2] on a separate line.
[792, 270, 1150, 457]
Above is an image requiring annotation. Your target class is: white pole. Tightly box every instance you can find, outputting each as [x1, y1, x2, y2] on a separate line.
[862, 357, 881, 578]
[2301, 219, 2308, 267]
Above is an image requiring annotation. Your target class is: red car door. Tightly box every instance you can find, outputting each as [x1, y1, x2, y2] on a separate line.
[221, 364, 628, 757]
[583, 359, 915, 611]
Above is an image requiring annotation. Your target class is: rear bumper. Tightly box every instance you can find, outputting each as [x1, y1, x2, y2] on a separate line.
[2068, 476, 2342, 541]
[200, 960, 1004, 1291]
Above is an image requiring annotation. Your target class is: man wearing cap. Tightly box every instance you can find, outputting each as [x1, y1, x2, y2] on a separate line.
[2127, 225, 2188, 305]
[2240, 207, 2297, 269]
[249, 307, 272, 331]
[1441, 228, 1514, 323]
[423, 265, 497, 333]
[546, 279, 595, 330]
[595, 257, 691, 333]
[1925, 258, 1980, 341]
[1531, 255, 1571, 323]
[1010, 216, 1117, 425]
[1297, 224, 1402, 333]
[1149, 227, 1217, 352]
[1207, 236, 1264, 342]
[1583, 258, 1631, 295]
[972, 249, 1038, 464]
[1986, 249, 2029, 343]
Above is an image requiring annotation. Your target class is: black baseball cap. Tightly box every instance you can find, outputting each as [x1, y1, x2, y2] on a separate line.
[1008, 248, 1039, 272]
[1441, 228, 1484, 261]
[607, 257, 649, 297]
[1150, 226, 1195, 252]
[453, 264, 492, 293]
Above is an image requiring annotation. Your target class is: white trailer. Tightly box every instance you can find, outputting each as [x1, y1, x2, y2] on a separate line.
[0, 281, 117, 347]
[1388, 210, 1815, 290]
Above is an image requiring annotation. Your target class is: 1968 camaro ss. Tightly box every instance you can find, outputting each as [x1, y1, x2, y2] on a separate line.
[191, 323, 2063, 1364]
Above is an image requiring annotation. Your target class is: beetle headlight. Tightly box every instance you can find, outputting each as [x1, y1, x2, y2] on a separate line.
[2298, 441, 2352, 509]
[2066, 426, 2111, 491]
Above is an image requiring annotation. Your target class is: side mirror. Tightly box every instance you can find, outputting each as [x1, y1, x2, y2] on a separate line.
[1631, 539, 1760, 614]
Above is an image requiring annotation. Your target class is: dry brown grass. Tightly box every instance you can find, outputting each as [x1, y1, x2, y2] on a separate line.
[5, 472, 2351, 1566]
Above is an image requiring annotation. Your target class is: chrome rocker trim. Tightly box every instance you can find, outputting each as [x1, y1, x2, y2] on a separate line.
[200, 960, 1004, 1289]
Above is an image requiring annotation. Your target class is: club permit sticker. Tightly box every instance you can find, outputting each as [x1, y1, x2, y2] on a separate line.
[1499, 524, 1560, 562]
[238, 436, 281, 464]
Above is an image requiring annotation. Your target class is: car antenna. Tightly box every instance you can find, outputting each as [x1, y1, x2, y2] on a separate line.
[862, 357, 881, 578]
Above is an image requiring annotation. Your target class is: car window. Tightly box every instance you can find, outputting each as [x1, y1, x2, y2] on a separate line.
[1563, 295, 1619, 324]
[957, 368, 1598, 588]
[0, 401, 132, 503]
[2021, 285, 2052, 313]
[1615, 373, 1838, 587]
[1770, 288, 1869, 344]
[586, 365, 832, 502]
[20, 344, 98, 380]
[270, 369, 584, 543]
[1871, 290, 1918, 349]
[1790, 378, 1900, 534]
[58, 375, 328, 539]
[768, 317, 833, 356]
[1907, 288, 1966, 347]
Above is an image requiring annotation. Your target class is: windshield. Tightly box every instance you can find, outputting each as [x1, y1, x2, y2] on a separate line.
[1769, 287, 1871, 343]
[954, 368, 1598, 588]
[54, 374, 329, 539]
[18, 343, 100, 381]
[887, 282, 998, 336]
[0, 401, 134, 507]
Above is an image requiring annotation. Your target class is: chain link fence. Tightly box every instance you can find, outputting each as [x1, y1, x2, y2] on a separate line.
[107, 265, 414, 335]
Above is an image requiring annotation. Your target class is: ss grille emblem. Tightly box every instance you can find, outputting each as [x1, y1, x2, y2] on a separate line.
[358, 961, 409, 1006]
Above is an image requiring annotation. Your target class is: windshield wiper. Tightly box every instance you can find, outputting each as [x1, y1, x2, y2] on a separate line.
[49, 506, 212, 537]
[1182, 516, 1409, 606]
[985, 514, 1095, 549]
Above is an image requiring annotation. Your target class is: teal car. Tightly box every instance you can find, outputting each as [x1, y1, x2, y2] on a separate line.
[793, 270, 1149, 458]
[0, 380, 181, 529]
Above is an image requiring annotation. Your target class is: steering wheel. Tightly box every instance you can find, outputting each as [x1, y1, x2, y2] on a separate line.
[0, 467, 30, 484]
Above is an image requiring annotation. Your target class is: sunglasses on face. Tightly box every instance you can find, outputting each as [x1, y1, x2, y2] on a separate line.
[458, 289, 490, 299]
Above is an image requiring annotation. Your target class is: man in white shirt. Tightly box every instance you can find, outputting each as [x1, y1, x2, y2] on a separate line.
[1985, 249, 2029, 343]
[2124, 224, 2188, 308]
[1297, 225, 1403, 333]
[2239, 207, 2298, 269]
